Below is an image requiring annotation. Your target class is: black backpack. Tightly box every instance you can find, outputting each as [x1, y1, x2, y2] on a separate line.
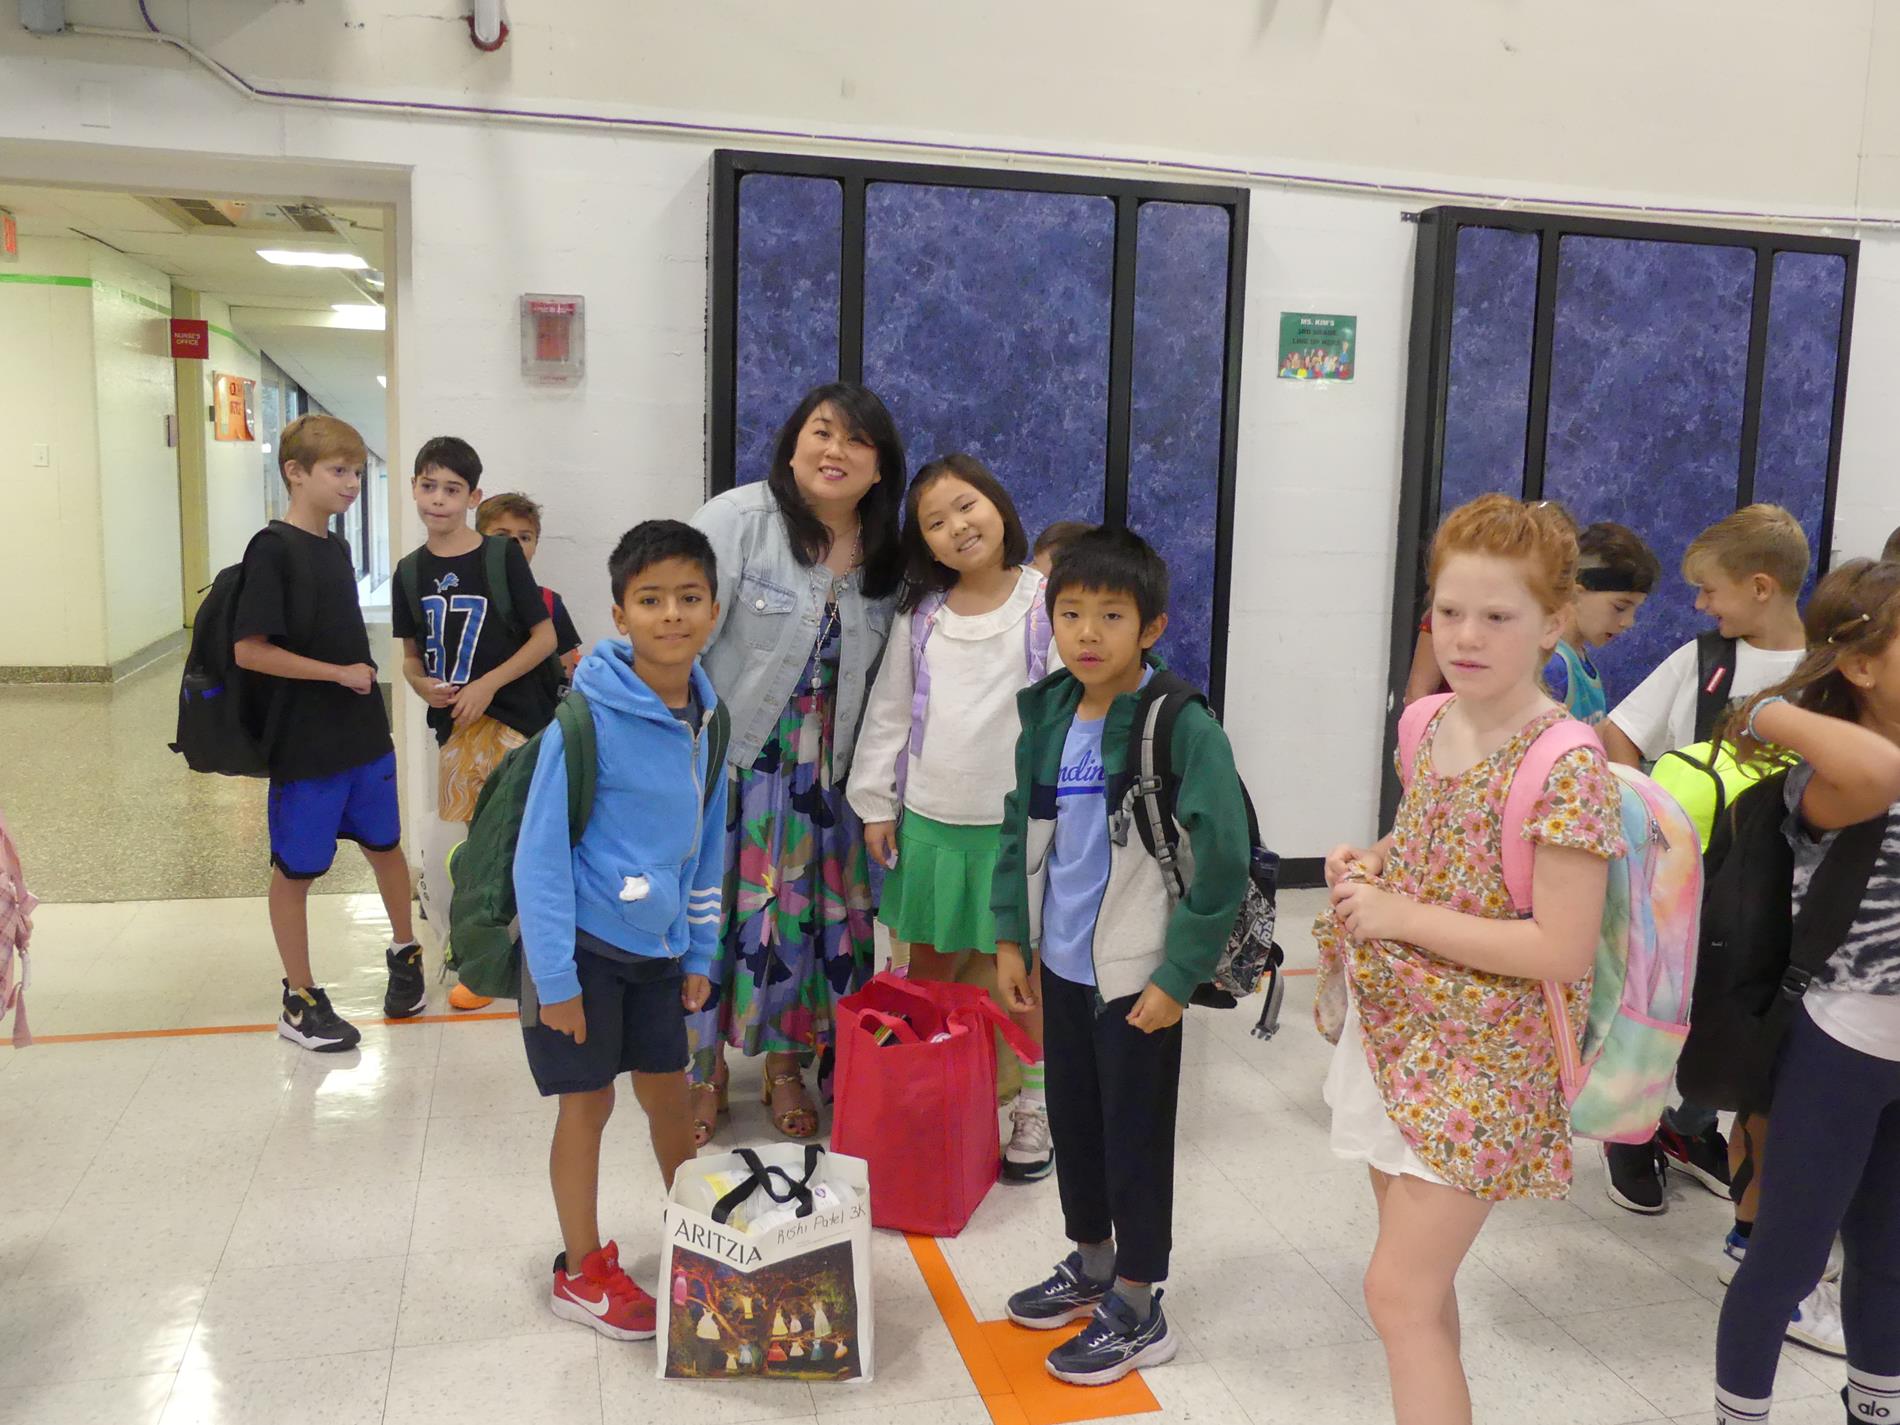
[1675, 770, 1887, 1113]
[1693, 631, 1740, 743]
[1127, 670, 1286, 1039]
[171, 524, 329, 777]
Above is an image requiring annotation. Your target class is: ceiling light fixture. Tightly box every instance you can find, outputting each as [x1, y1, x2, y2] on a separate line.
[331, 303, 386, 330]
[257, 249, 369, 270]
[377, 375, 387, 388]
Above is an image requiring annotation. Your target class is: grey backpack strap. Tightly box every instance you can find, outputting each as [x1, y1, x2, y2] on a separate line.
[1137, 691, 1188, 903]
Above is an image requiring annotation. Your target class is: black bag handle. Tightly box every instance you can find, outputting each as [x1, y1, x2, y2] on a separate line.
[709, 1145, 826, 1225]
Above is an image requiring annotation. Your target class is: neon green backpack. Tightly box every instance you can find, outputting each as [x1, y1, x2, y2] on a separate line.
[1649, 740, 1769, 853]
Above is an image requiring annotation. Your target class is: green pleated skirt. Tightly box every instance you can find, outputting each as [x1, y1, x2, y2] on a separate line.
[876, 812, 1002, 954]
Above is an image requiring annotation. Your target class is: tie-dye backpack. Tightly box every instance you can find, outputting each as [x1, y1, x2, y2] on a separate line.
[1399, 695, 1703, 1143]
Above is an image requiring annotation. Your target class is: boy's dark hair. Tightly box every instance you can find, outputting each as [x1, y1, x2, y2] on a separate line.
[897, 453, 1030, 612]
[477, 491, 542, 536]
[1045, 526, 1169, 628]
[1883, 526, 1900, 564]
[765, 383, 906, 600]
[413, 435, 483, 489]
[609, 520, 718, 606]
[1034, 520, 1094, 559]
[1577, 521, 1662, 595]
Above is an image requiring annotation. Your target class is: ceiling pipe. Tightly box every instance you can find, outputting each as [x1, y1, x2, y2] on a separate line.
[467, 0, 507, 51]
[59, 12, 1900, 233]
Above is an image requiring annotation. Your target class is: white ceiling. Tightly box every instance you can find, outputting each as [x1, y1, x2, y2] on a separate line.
[0, 182, 389, 454]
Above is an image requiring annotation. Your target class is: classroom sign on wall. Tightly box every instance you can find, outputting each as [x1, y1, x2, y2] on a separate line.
[213, 373, 256, 441]
[1277, 311, 1355, 381]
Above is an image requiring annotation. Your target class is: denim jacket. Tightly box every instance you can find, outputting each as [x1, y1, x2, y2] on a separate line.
[690, 481, 898, 778]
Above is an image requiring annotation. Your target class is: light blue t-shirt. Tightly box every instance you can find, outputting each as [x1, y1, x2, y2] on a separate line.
[1041, 716, 1111, 986]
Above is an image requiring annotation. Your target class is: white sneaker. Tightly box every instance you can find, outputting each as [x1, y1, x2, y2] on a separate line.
[1784, 1278, 1846, 1357]
[1003, 1096, 1053, 1182]
[1718, 1228, 1747, 1286]
[1718, 1230, 1845, 1288]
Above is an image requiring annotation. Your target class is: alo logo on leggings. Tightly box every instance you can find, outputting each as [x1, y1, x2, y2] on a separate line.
[1856, 1403, 1893, 1421]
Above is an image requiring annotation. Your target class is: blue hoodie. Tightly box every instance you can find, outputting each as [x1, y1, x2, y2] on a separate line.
[513, 640, 727, 1005]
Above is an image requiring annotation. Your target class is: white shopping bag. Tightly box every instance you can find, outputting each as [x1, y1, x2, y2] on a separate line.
[658, 1144, 873, 1383]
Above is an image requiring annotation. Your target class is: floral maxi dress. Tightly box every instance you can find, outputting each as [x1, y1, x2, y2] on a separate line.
[1313, 704, 1624, 1200]
[688, 602, 875, 1082]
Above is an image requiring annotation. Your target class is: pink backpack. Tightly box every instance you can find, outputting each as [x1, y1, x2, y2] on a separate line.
[892, 576, 1052, 802]
[1397, 694, 1702, 1143]
[0, 808, 36, 1047]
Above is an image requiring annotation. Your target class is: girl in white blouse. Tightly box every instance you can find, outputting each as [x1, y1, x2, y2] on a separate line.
[847, 454, 1061, 1181]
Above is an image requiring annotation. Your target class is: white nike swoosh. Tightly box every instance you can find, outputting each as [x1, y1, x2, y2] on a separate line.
[570, 1287, 612, 1319]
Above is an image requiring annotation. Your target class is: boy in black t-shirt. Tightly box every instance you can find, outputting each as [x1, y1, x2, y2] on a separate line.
[392, 439, 558, 1006]
[477, 492, 584, 681]
[392, 437, 559, 820]
[233, 414, 424, 1053]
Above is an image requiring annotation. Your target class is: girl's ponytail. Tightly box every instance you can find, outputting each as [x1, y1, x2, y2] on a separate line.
[1727, 557, 1900, 766]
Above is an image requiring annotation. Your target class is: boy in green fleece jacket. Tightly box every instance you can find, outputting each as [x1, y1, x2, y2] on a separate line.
[992, 527, 1250, 1388]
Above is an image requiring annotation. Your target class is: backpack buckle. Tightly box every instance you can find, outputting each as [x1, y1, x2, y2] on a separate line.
[1133, 775, 1165, 799]
[1779, 966, 1815, 999]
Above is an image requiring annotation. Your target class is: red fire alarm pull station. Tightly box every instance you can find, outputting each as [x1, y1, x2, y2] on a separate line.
[1, 210, 17, 264]
[520, 294, 585, 383]
[170, 319, 210, 359]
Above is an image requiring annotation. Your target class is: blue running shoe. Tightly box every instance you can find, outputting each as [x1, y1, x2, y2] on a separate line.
[1045, 1290, 1177, 1386]
[1006, 1253, 1109, 1329]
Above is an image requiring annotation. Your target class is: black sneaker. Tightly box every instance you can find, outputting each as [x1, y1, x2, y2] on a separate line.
[1044, 1290, 1177, 1386]
[1658, 1121, 1732, 1198]
[1006, 1252, 1110, 1329]
[384, 943, 427, 1019]
[278, 983, 362, 1053]
[1603, 1137, 1667, 1214]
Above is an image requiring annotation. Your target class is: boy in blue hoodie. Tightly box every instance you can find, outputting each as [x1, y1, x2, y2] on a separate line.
[514, 519, 727, 1343]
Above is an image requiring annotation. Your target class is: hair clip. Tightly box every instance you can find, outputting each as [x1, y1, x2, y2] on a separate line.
[1826, 612, 1873, 645]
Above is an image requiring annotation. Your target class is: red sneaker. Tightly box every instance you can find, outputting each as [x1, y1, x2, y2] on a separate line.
[549, 1241, 656, 1341]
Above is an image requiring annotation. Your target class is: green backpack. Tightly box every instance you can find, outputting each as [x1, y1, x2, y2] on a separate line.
[1649, 738, 1771, 853]
[445, 689, 730, 1003]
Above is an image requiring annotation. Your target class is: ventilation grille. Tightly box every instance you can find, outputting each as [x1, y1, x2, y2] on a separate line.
[138, 197, 344, 236]
[169, 197, 236, 228]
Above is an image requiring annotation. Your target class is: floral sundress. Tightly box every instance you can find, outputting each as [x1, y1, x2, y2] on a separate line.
[686, 601, 875, 1082]
[1314, 704, 1624, 1200]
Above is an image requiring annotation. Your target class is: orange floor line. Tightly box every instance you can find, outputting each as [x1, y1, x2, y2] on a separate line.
[22, 1007, 520, 1046]
[905, 1234, 1159, 1425]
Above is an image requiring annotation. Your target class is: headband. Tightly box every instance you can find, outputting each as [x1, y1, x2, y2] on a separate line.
[1578, 567, 1645, 593]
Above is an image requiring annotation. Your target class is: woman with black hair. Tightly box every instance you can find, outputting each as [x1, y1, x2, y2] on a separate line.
[686, 383, 907, 1141]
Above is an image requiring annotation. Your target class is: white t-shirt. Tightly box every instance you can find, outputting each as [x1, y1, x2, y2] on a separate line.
[845, 566, 1052, 828]
[1606, 638, 1805, 758]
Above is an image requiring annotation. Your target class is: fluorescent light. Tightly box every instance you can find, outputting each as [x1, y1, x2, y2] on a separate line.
[257, 248, 368, 270]
[377, 374, 387, 388]
[331, 303, 385, 330]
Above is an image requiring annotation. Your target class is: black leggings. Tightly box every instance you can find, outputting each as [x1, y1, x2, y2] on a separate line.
[1040, 965, 1183, 1285]
[1716, 1005, 1900, 1399]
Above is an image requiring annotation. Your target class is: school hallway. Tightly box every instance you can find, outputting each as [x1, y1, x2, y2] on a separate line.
[0, 639, 392, 904]
[0, 887, 1853, 1425]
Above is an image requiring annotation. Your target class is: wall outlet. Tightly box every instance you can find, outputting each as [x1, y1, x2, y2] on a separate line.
[30, 444, 49, 468]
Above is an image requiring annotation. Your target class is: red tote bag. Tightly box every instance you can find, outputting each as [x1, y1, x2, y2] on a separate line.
[831, 972, 1041, 1236]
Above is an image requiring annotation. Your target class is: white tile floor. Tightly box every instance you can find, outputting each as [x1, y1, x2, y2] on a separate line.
[0, 889, 1850, 1424]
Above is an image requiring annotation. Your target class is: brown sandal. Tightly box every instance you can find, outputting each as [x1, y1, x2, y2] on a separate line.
[762, 1070, 819, 1140]
[689, 1065, 730, 1148]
